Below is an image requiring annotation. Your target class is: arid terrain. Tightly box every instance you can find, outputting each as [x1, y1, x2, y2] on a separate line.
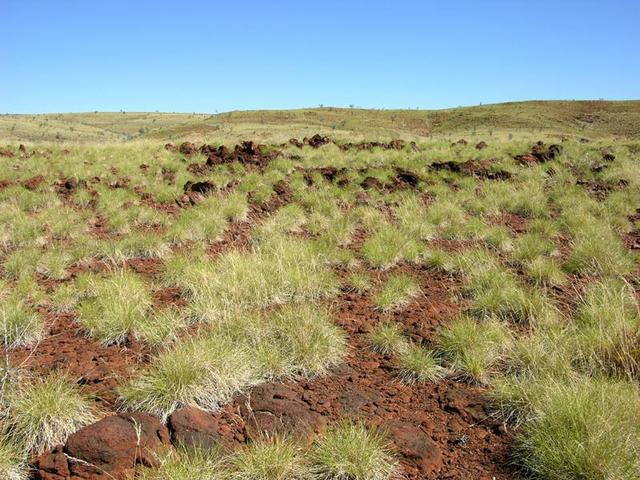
[1, 101, 639, 479]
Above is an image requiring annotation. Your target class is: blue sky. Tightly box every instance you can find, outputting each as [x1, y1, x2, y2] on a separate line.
[1, 0, 638, 113]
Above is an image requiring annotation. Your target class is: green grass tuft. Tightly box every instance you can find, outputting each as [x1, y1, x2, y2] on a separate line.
[2, 373, 96, 453]
[311, 422, 400, 480]
[373, 274, 420, 312]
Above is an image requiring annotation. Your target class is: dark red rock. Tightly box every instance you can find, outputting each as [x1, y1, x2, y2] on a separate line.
[35, 413, 170, 479]
[239, 383, 327, 443]
[179, 142, 198, 155]
[64, 413, 170, 477]
[387, 421, 443, 474]
[475, 141, 488, 150]
[0, 148, 14, 157]
[305, 134, 330, 148]
[360, 176, 383, 190]
[22, 174, 46, 190]
[395, 169, 420, 187]
[183, 180, 216, 195]
[601, 147, 615, 162]
[168, 407, 234, 451]
[164, 143, 178, 152]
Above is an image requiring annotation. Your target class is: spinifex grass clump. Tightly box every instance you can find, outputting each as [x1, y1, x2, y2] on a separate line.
[512, 377, 640, 480]
[139, 446, 226, 480]
[0, 439, 26, 480]
[437, 316, 511, 383]
[563, 220, 635, 276]
[367, 322, 407, 355]
[361, 226, 421, 269]
[172, 238, 338, 321]
[121, 304, 346, 419]
[0, 295, 44, 349]
[2, 373, 96, 453]
[76, 270, 152, 344]
[311, 422, 400, 480]
[347, 272, 372, 294]
[373, 274, 420, 312]
[120, 332, 258, 421]
[397, 343, 447, 383]
[230, 437, 309, 480]
[256, 304, 347, 378]
[573, 279, 640, 376]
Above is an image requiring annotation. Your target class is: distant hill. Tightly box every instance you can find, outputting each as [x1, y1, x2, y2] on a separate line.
[2, 100, 639, 144]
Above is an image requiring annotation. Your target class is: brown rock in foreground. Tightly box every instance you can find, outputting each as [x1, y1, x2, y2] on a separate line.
[168, 407, 238, 451]
[35, 413, 170, 480]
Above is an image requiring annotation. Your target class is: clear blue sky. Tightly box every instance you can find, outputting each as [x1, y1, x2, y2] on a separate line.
[1, 0, 638, 113]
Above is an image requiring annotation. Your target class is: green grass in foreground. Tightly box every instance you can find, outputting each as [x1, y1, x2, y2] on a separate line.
[0, 127, 639, 479]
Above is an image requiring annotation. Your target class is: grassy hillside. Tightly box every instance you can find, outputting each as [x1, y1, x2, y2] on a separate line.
[2, 100, 639, 144]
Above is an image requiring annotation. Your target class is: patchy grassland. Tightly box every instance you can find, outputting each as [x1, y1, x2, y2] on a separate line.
[0, 106, 639, 479]
[2, 100, 640, 144]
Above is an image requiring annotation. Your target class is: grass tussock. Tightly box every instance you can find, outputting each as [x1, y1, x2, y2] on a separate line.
[373, 274, 420, 312]
[0, 439, 27, 480]
[311, 422, 400, 480]
[121, 304, 346, 420]
[140, 446, 226, 480]
[230, 437, 309, 480]
[173, 239, 338, 321]
[437, 316, 511, 383]
[76, 270, 152, 344]
[1, 373, 96, 453]
[119, 332, 258, 421]
[0, 296, 44, 349]
[573, 279, 640, 377]
[367, 322, 407, 356]
[397, 343, 447, 384]
[362, 226, 420, 269]
[513, 377, 640, 480]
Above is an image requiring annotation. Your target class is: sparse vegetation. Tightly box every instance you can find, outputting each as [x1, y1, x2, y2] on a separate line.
[311, 422, 400, 480]
[373, 274, 420, 312]
[1, 105, 639, 479]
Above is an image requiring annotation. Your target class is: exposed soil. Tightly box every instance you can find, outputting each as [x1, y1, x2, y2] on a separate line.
[13, 136, 632, 479]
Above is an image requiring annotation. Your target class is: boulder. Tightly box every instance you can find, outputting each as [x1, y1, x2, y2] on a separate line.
[240, 383, 327, 444]
[387, 420, 443, 474]
[36, 413, 170, 480]
[168, 407, 235, 451]
[179, 142, 198, 155]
